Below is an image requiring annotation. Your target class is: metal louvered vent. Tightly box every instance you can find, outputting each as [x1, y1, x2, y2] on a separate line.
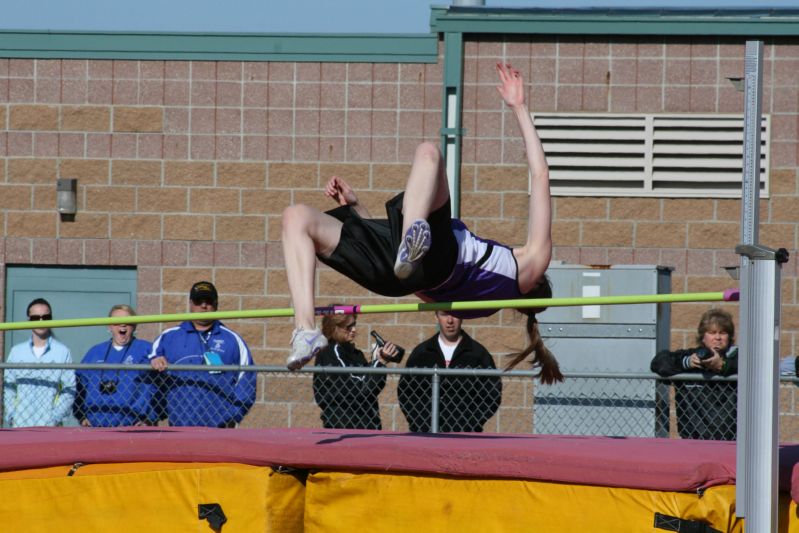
[532, 113, 770, 198]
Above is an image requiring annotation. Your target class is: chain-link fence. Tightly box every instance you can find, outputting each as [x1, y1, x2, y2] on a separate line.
[2, 362, 796, 440]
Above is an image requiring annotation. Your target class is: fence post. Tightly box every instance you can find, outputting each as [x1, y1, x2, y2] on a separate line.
[431, 368, 441, 433]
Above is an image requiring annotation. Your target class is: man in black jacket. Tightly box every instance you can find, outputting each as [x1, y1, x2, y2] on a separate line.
[398, 311, 502, 432]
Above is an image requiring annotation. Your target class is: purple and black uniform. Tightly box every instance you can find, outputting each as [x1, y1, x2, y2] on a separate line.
[317, 192, 522, 318]
[418, 220, 522, 319]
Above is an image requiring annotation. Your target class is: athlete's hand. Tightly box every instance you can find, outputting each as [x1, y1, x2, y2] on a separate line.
[325, 175, 359, 207]
[496, 63, 525, 109]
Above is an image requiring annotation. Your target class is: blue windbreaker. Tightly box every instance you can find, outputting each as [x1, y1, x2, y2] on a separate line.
[74, 337, 155, 427]
[148, 320, 256, 427]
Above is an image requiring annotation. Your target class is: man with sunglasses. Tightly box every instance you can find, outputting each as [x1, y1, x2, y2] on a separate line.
[148, 281, 256, 427]
[4, 298, 76, 428]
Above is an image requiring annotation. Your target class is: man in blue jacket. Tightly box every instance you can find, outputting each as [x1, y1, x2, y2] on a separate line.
[149, 281, 256, 427]
[74, 304, 155, 427]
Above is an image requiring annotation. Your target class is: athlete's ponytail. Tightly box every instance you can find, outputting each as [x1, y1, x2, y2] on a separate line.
[505, 275, 564, 385]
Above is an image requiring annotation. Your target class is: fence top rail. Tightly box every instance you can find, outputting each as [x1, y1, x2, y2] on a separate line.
[0, 290, 737, 332]
[0, 362, 754, 381]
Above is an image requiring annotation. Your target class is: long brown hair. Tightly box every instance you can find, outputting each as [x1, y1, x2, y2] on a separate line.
[504, 275, 564, 384]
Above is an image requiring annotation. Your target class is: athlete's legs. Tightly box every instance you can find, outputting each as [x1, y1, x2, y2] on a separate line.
[400, 142, 450, 232]
[393, 142, 451, 279]
[281, 204, 342, 330]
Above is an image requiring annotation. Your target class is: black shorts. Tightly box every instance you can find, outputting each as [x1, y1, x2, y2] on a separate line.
[317, 193, 458, 297]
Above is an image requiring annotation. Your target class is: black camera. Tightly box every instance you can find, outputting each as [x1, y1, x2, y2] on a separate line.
[370, 330, 405, 363]
[99, 381, 117, 394]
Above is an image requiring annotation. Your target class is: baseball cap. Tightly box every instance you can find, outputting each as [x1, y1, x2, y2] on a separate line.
[190, 281, 218, 304]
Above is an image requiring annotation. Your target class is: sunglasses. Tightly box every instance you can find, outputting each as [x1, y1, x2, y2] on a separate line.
[29, 314, 52, 321]
[341, 321, 357, 331]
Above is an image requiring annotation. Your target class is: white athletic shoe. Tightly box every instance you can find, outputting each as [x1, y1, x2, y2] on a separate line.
[393, 218, 431, 280]
[287, 327, 327, 371]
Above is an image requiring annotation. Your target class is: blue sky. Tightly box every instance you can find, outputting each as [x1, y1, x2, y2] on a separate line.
[3, 0, 798, 33]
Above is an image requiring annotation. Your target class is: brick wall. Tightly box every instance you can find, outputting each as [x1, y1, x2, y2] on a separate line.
[0, 35, 797, 435]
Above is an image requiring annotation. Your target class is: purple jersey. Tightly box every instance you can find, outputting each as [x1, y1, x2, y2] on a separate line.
[418, 219, 522, 318]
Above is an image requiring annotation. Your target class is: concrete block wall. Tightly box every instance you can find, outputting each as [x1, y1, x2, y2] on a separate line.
[0, 34, 797, 435]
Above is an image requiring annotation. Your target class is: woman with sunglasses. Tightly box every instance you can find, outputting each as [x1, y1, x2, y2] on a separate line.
[312, 308, 399, 430]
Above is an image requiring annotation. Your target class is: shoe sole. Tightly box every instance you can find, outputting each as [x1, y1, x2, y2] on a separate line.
[286, 347, 322, 371]
[394, 219, 431, 280]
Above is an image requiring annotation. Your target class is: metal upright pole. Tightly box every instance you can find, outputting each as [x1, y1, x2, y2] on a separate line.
[735, 40, 788, 532]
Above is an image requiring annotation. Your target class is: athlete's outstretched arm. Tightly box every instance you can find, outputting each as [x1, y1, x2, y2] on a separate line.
[496, 63, 552, 294]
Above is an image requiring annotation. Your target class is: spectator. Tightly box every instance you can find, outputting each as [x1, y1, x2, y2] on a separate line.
[312, 308, 400, 429]
[3, 298, 76, 427]
[73, 304, 155, 427]
[398, 311, 502, 433]
[149, 281, 256, 427]
[650, 308, 738, 441]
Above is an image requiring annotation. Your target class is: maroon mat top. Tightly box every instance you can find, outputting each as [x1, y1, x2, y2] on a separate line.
[0, 427, 793, 494]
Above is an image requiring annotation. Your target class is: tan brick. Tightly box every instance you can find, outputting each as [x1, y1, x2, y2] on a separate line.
[216, 215, 265, 241]
[556, 197, 608, 219]
[610, 198, 661, 220]
[266, 375, 315, 402]
[6, 211, 57, 237]
[371, 163, 409, 189]
[662, 198, 715, 221]
[472, 218, 529, 247]
[8, 159, 57, 184]
[60, 159, 109, 184]
[266, 270, 290, 296]
[86, 186, 135, 212]
[460, 191, 501, 217]
[163, 215, 213, 240]
[581, 221, 633, 246]
[319, 163, 369, 189]
[61, 106, 110, 132]
[761, 223, 796, 250]
[267, 214, 282, 241]
[164, 161, 214, 186]
[137, 187, 188, 213]
[239, 403, 288, 428]
[111, 214, 162, 239]
[32, 185, 56, 210]
[215, 268, 265, 295]
[715, 199, 742, 222]
[9, 105, 58, 130]
[242, 189, 292, 215]
[0, 185, 32, 209]
[772, 197, 799, 222]
[217, 162, 266, 188]
[190, 188, 240, 213]
[292, 403, 324, 427]
[162, 267, 213, 292]
[500, 407, 533, 433]
[292, 190, 335, 212]
[499, 192, 529, 219]
[59, 213, 110, 238]
[268, 162, 319, 189]
[770, 169, 797, 195]
[111, 160, 162, 186]
[474, 165, 528, 192]
[685, 276, 737, 294]
[113, 106, 163, 132]
[552, 220, 580, 246]
[687, 222, 738, 249]
[0, 106, 6, 128]
[318, 270, 371, 296]
[233, 321, 265, 347]
[636, 222, 687, 248]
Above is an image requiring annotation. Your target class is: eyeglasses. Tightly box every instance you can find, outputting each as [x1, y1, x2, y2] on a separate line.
[28, 314, 52, 321]
[341, 321, 357, 331]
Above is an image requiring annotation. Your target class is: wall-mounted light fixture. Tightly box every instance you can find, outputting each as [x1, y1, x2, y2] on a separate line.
[57, 178, 77, 217]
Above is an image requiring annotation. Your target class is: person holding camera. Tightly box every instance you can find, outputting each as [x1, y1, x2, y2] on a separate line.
[650, 308, 738, 440]
[148, 281, 256, 428]
[398, 311, 502, 433]
[74, 304, 156, 427]
[312, 307, 401, 430]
